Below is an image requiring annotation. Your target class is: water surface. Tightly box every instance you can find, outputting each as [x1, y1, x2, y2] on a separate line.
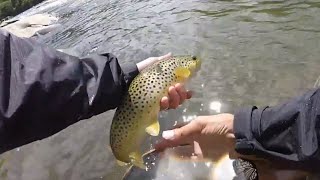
[0, 0, 319, 179]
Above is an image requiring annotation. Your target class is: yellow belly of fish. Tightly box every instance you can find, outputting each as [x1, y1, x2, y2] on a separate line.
[111, 104, 160, 169]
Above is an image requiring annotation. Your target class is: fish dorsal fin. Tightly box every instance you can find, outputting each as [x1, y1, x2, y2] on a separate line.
[129, 152, 146, 169]
[145, 120, 160, 136]
[174, 67, 191, 81]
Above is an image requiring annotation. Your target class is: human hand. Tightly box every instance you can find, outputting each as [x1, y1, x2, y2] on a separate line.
[136, 53, 192, 110]
[154, 114, 237, 161]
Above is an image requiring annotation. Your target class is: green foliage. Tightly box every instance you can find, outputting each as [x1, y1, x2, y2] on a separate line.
[0, 0, 44, 20]
[0, 1, 14, 19]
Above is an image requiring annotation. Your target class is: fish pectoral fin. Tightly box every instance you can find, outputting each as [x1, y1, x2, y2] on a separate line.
[129, 152, 146, 169]
[145, 120, 160, 136]
[174, 67, 191, 81]
[116, 160, 128, 167]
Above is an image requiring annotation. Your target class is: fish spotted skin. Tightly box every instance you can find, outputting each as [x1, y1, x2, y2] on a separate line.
[110, 55, 201, 169]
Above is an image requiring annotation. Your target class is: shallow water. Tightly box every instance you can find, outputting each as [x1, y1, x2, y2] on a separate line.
[0, 0, 320, 179]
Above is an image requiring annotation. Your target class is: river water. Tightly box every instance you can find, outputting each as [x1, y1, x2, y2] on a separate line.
[0, 0, 320, 180]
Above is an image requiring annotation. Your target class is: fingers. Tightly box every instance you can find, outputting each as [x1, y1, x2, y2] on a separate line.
[186, 91, 192, 99]
[168, 86, 180, 109]
[154, 120, 203, 151]
[159, 83, 192, 110]
[175, 83, 187, 104]
[164, 143, 203, 161]
[169, 121, 203, 141]
[193, 141, 204, 159]
[154, 138, 191, 153]
[137, 53, 192, 110]
[160, 96, 169, 110]
[158, 52, 172, 61]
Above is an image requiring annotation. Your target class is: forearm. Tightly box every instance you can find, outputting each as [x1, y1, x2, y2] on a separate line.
[234, 88, 320, 170]
[0, 30, 138, 153]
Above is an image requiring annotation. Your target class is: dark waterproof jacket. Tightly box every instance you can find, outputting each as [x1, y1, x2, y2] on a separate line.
[0, 30, 319, 171]
[0, 29, 138, 153]
[234, 87, 320, 171]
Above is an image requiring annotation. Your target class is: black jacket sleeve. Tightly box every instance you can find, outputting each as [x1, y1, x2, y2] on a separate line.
[234, 87, 320, 171]
[0, 30, 139, 153]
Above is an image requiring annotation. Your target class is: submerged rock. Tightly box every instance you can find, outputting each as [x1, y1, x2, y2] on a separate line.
[0, 13, 61, 38]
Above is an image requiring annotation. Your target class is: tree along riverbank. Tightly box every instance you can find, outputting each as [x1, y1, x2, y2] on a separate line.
[0, 0, 44, 21]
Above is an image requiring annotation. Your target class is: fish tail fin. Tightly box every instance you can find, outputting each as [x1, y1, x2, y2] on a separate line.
[121, 165, 134, 180]
[129, 152, 146, 169]
[117, 160, 128, 167]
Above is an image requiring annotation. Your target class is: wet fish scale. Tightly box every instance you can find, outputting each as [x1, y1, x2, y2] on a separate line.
[110, 55, 201, 169]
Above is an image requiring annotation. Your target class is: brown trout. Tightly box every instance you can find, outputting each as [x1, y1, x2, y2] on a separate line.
[110, 55, 201, 169]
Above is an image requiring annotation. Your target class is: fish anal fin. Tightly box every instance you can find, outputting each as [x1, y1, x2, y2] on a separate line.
[174, 67, 191, 81]
[129, 152, 146, 169]
[145, 120, 160, 136]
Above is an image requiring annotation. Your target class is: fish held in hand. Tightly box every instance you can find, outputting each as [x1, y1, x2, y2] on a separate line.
[109, 55, 201, 169]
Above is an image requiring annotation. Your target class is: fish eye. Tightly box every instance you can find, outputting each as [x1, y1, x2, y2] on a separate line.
[192, 55, 197, 60]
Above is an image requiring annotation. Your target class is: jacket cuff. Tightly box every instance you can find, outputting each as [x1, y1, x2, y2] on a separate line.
[122, 62, 139, 84]
[234, 106, 257, 155]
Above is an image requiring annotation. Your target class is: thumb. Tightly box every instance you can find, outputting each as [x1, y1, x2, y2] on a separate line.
[157, 52, 172, 61]
[136, 52, 172, 72]
[154, 120, 203, 151]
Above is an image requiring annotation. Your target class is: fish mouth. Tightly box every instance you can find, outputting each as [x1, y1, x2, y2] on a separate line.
[195, 59, 202, 71]
[189, 58, 202, 73]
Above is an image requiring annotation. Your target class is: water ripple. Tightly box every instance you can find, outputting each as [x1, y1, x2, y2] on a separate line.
[5, 0, 320, 179]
